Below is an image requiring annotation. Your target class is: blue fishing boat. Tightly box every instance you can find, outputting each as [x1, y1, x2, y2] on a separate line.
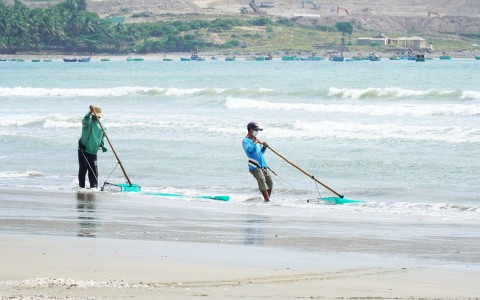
[306, 56, 325, 61]
[329, 48, 344, 62]
[282, 56, 301, 61]
[329, 56, 344, 62]
[416, 54, 426, 62]
[368, 53, 381, 61]
[190, 51, 204, 61]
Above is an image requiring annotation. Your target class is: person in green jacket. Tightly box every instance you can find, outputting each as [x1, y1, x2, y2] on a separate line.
[78, 105, 107, 189]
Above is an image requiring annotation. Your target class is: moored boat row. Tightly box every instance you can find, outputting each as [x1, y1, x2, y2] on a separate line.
[2, 55, 480, 63]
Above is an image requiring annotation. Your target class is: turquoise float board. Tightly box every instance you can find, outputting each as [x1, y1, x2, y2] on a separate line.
[108, 183, 142, 192]
[320, 197, 364, 205]
[144, 192, 230, 201]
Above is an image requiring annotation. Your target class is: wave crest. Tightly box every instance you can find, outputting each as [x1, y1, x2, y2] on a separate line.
[225, 97, 480, 117]
[0, 170, 44, 178]
[0, 86, 275, 98]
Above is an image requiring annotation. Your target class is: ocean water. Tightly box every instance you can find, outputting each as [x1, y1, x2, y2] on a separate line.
[1, 58, 479, 264]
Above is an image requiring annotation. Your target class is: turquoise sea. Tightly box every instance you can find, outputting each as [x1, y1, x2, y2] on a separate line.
[0, 58, 479, 264]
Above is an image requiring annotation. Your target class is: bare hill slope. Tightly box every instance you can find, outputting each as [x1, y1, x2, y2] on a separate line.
[10, 0, 480, 35]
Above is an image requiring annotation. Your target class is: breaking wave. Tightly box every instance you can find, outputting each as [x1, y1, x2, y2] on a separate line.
[0, 86, 275, 98]
[1, 86, 478, 100]
[225, 97, 480, 117]
[0, 170, 44, 178]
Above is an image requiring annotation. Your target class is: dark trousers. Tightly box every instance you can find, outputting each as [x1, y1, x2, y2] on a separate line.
[78, 149, 98, 188]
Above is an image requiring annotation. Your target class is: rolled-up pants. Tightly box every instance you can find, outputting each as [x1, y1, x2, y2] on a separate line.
[250, 168, 273, 192]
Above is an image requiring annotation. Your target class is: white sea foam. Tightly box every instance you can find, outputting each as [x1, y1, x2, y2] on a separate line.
[0, 115, 45, 127]
[225, 97, 480, 117]
[43, 119, 79, 128]
[461, 90, 480, 100]
[0, 86, 274, 98]
[0, 170, 44, 178]
[263, 121, 480, 144]
[0, 86, 152, 97]
[327, 87, 457, 99]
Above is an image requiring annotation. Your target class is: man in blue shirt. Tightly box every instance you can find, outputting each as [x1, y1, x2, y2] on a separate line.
[242, 122, 272, 202]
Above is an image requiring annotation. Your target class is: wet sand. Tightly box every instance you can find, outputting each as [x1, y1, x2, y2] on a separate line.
[0, 233, 479, 299]
[0, 188, 479, 299]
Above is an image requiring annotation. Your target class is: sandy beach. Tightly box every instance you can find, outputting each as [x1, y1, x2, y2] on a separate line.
[1, 233, 479, 299]
[1, 54, 480, 299]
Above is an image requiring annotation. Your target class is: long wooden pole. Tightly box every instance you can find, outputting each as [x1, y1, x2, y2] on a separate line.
[267, 145, 344, 198]
[91, 107, 133, 186]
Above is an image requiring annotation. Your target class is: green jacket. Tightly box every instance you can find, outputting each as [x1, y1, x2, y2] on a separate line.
[79, 113, 105, 155]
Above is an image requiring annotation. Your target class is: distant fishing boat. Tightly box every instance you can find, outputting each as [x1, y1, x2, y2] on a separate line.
[255, 56, 266, 61]
[282, 56, 301, 61]
[476, 56, 480, 60]
[78, 57, 91, 62]
[368, 54, 381, 61]
[416, 54, 426, 62]
[180, 57, 191, 61]
[329, 56, 344, 62]
[63, 58, 77, 62]
[329, 48, 344, 62]
[0, 58, 6, 62]
[126, 57, 144, 61]
[163, 58, 173, 61]
[439, 55, 452, 60]
[225, 56, 235, 61]
[190, 51, 204, 61]
[389, 55, 402, 60]
[306, 56, 325, 61]
[100, 58, 110, 62]
[31, 59, 41, 62]
[43, 59, 52, 62]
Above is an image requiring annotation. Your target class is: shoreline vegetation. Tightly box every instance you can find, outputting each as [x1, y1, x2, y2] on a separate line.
[1, 0, 479, 57]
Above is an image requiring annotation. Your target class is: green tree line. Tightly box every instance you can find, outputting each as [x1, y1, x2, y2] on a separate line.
[0, 0, 346, 53]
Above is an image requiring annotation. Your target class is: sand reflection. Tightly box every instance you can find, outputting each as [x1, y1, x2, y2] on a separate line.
[76, 192, 98, 238]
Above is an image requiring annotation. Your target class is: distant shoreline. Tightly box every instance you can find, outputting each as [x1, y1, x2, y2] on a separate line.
[1, 50, 480, 60]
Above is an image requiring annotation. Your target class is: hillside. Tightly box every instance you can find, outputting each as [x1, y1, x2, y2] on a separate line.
[13, 0, 480, 18]
[13, 0, 480, 37]
[87, 0, 480, 19]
